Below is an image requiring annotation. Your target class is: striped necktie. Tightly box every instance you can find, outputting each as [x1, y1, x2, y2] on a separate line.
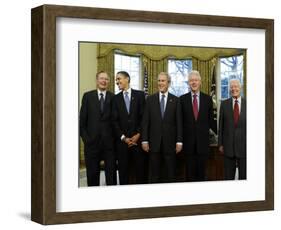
[233, 99, 239, 128]
[124, 91, 130, 113]
[193, 94, 198, 120]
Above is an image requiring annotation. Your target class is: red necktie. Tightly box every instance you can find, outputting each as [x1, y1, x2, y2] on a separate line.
[193, 94, 198, 120]
[233, 99, 239, 128]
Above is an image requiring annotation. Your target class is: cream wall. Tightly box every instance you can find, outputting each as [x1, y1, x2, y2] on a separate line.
[79, 42, 98, 163]
[79, 42, 98, 106]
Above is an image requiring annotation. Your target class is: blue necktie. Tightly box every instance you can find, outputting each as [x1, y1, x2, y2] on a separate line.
[124, 91, 130, 113]
[160, 94, 165, 118]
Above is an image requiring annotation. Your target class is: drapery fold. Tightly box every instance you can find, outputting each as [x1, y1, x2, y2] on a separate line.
[97, 43, 244, 94]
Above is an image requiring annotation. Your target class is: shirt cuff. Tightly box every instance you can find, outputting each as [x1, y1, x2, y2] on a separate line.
[142, 141, 149, 144]
[121, 135, 125, 141]
[176, 142, 183, 145]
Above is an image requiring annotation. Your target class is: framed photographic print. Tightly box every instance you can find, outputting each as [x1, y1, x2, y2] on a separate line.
[31, 4, 274, 225]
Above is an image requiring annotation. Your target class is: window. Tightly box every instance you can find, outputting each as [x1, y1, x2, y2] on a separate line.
[168, 59, 192, 97]
[114, 53, 141, 94]
[220, 55, 244, 100]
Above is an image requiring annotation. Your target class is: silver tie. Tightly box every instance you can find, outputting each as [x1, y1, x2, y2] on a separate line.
[160, 94, 165, 118]
[124, 91, 130, 113]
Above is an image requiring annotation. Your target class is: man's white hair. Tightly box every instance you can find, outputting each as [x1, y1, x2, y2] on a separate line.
[229, 78, 241, 88]
[188, 70, 201, 81]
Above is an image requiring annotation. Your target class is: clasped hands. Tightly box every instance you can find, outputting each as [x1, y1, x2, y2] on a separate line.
[124, 133, 140, 148]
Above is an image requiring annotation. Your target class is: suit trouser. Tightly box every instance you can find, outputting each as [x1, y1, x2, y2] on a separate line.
[84, 137, 116, 186]
[224, 156, 246, 180]
[149, 151, 176, 183]
[185, 142, 208, 182]
[185, 154, 208, 182]
[116, 142, 148, 185]
[149, 140, 176, 183]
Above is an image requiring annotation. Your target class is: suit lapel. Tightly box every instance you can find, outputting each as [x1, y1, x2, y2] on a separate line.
[102, 91, 110, 114]
[154, 93, 162, 119]
[229, 98, 235, 127]
[163, 93, 173, 120]
[119, 92, 129, 115]
[93, 90, 101, 116]
[197, 92, 203, 121]
[187, 92, 196, 121]
[129, 89, 135, 115]
[94, 90, 99, 104]
[237, 98, 245, 125]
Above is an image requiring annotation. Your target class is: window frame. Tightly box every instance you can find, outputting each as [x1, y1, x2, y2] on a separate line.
[167, 57, 193, 97]
[114, 51, 142, 94]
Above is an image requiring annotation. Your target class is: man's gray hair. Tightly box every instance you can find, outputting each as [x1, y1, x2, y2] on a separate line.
[229, 78, 241, 88]
[188, 70, 201, 81]
[158, 72, 171, 83]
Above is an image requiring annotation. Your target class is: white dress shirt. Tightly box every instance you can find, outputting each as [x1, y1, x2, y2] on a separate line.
[97, 89, 106, 100]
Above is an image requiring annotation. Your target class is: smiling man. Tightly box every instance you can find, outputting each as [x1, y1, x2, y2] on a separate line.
[112, 71, 147, 185]
[141, 72, 183, 183]
[80, 71, 116, 186]
[180, 70, 217, 182]
[218, 79, 246, 180]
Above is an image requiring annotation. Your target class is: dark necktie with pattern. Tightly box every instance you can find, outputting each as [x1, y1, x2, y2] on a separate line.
[193, 94, 198, 120]
[100, 93, 104, 113]
[233, 98, 239, 128]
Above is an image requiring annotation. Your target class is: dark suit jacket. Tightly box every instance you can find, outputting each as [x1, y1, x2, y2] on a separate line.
[180, 92, 216, 156]
[218, 97, 246, 158]
[79, 90, 114, 150]
[112, 89, 145, 139]
[141, 93, 183, 153]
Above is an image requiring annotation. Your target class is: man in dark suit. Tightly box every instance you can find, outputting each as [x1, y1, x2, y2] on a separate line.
[180, 70, 217, 182]
[80, 71, 116, 186]
[218, 79, 246, 180]
[142, 72, 183, 183]
[112, 71, 147, 185]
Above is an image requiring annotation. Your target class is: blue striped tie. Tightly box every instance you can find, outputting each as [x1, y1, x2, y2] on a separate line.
[124, 91, 130, 113]
[160, 94, 165, 118]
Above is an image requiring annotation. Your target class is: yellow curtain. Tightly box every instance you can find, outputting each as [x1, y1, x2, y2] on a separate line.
[98, 43, 243, 62]
[96, 43, 244, 95]
[143, 55, 168, 94]
[97, 49, 169, 94]
[192, 57, 216, 94]
[97, 49, 115, 92]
